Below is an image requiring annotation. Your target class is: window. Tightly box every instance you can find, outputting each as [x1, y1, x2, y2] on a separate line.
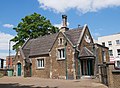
[58, 38, 64, 45]
[57, 48, 65, 59]
[102, 42, 105, 46]
[117, 61, 120, 68]
[108, 41, 112, 46]
[37, 59, 44, 68]
[102, 50, 106, 62]
[109, 50, 113, 56]
[117, 49, 120, 56]
[116, 40, 120, 45]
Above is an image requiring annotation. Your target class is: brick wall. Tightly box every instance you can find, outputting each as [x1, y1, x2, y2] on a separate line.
[6, 56, 15, 69]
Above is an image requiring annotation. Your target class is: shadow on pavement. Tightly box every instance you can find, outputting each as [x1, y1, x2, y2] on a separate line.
[0, 83, 58, 88]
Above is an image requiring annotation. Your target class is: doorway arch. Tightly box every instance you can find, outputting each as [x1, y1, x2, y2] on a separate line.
[17, 63, 21, 76]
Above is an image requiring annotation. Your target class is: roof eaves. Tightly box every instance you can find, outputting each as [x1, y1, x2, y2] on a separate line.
[48, 33, 59, 52]
[62, 32, 74, 47]
[21, 38, 30, 49]
[20, 48, 25, 59]
[29, 52, 49, 57]
[84, 47, 94, 56]
[77, 24, 87, 46]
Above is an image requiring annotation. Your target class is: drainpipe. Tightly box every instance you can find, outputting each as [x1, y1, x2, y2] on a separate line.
[73, 46, 76, 79]
[74, 46, 81, 79]
[93, 44, 97, 76]
[64, 41, 68, 80]
[77, 50, 81, 79]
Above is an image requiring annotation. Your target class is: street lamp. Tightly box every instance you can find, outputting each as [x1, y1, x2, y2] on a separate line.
[8, 40, 11, 69]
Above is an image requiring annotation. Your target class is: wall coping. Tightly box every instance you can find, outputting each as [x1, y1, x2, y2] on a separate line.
[112, 70, 120, 73]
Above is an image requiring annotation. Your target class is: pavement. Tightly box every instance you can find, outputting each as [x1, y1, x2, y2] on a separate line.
[0, 76, 108, 88]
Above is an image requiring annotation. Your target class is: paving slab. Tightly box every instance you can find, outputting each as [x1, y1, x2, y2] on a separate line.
[0, 76, 108, 88]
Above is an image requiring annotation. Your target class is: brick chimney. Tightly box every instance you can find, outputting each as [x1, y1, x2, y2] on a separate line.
[60, 15, 69, 32]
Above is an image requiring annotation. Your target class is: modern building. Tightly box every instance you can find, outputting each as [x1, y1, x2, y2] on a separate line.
[13, 15, 109, 79]
[98, 33, 120, 69]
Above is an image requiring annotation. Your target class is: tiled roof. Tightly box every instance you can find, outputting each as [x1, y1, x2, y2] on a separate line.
[64, 27, 83, 45]
[29, 33, 58, 57]
[22, 27, 84, 57]
[80, 47, 95, 58]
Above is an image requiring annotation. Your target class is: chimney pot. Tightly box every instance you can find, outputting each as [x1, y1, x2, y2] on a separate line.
[60, 15, 69, 32]
[62, 15, 67, 27]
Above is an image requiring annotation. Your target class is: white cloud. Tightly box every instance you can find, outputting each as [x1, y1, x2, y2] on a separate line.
[0, 32, 15, 59]
[38, 0, 120, 13]
[54, 22, 69, 28]
[3, 24, 14, 28]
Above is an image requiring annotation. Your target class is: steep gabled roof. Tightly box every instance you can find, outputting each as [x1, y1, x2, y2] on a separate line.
[80, 47, 95, 58]
[21, 25, 86, 57]
[64, 27, 83, 45]
[29, 33, 58, 57]
[19, 39, 32, 59]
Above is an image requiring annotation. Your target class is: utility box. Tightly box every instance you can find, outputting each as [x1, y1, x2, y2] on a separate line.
[7, 69, 13, 77]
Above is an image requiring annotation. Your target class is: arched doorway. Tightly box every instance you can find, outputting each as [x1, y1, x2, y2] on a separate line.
[17, 63, 21, 76]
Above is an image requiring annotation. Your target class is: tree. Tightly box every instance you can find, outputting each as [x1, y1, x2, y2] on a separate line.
[11, 13, 59, 51]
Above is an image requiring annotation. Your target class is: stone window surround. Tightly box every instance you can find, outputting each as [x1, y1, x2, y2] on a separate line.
[56, 47, 65, 60]
[36, 57, 45, 69]
[58, 37, 64, 45]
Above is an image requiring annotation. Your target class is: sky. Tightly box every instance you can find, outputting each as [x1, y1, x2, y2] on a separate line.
[0, 0, 120, 59]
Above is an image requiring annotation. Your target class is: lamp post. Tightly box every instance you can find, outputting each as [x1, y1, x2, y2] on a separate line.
[8, 40, 11, 69]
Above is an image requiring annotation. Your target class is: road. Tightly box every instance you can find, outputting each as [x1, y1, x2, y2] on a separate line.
[0, 76, 108, 88]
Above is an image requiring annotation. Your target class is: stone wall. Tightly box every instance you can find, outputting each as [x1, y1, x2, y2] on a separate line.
[13, 52, 24, 76]
[112, 70, 120, 88]
[31, 55, 50, 78]
[107, 64, 114, 88]
[50, 32, 75, 79]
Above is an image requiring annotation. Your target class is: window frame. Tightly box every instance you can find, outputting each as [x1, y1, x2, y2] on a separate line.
[117, 49, 120, 56]
[57, 48, 65, 60]
[102, 42, 105, 46]
[36, 58, 45, 69]
[108, 41, 112, 46]
[109, 50, 113, 56]
[117, 61, 120, 68]
[116, 40, 120, 45]
[58, 37, 64, 45]
[102, 50, 106, 62]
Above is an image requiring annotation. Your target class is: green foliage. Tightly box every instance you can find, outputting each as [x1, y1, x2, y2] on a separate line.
[0, 73, 4, 78]
[11, 13, 59, 51]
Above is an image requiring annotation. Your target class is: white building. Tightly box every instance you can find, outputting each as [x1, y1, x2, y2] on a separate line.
[98, 33, 120, 69]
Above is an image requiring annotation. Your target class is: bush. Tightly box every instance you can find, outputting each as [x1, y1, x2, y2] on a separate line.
[0, 73, 4, 78]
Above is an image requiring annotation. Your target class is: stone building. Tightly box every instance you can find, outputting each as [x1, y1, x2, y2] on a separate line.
[13, 15, 109, 79]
